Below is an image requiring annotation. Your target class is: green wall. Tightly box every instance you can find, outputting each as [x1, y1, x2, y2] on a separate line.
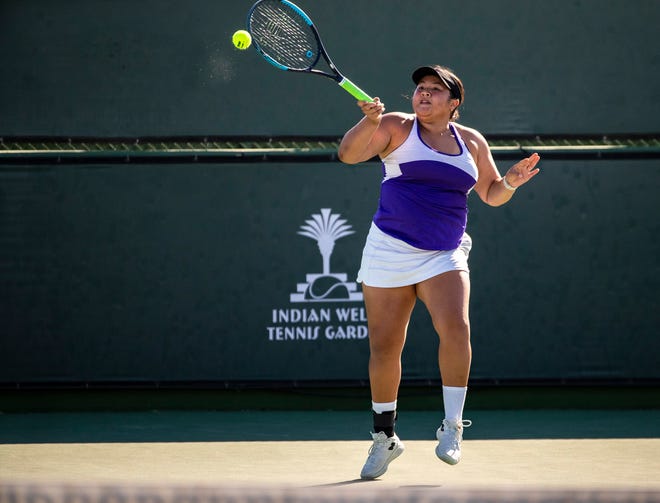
[1, 0, 659, 136]
[1, 0, 658, 385]
[1, 158, 658, 384]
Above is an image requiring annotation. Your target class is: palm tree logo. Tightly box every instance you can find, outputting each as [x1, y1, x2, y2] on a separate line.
[298, 208, 354, 275]
[290, 208, 363, 303]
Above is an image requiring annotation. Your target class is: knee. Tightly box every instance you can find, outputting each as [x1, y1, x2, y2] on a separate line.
[368, 326, 406, 358]
[434, 315, 470, 346]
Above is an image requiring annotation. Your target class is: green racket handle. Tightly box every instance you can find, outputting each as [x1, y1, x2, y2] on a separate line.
[338, 77, 373, 102]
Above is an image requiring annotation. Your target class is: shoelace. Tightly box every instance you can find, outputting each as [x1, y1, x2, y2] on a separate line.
[441, 420, 472, 450]
[443, 419, 472, 430]
[367, 432, 393, 454]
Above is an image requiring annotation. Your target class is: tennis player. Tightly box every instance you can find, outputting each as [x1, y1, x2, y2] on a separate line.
[338, 65, 540, 479]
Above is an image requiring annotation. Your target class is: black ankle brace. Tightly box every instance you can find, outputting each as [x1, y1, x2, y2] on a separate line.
[373, 410, 397, 437]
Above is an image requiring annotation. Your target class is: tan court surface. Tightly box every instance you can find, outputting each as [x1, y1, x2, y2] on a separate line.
[1, 409, 659, 490]
[2, 438, 660, 490]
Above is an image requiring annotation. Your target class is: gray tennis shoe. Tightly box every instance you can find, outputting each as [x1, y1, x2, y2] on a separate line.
[360, 431, 404, 479]
[435, 419, 472, 465]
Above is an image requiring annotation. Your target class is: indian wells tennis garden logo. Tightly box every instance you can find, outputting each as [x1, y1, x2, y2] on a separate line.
[291, 208, 363, 303]
[266, 208, 367, 342]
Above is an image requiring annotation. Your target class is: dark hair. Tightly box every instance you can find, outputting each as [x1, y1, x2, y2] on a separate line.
[411, 65, 464, 121]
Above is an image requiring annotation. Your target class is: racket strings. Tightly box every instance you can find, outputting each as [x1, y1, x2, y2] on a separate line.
[249, 0, 319, 70]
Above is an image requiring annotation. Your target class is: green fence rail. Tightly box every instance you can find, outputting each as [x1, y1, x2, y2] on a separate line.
[2, 135, 660, 162]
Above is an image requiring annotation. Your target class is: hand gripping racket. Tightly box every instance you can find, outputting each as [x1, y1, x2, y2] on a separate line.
[247, 0, 373, 102]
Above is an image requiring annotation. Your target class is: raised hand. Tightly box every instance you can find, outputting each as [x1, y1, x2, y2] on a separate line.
[504, 153, 541, 188]
[358, 97, 386, 124]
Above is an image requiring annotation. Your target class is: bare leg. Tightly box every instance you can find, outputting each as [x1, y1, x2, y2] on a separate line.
[362, 284, 417, 402]
[416, 271, 471, 386]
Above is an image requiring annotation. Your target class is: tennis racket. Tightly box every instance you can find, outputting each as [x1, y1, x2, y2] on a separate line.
[247, 0, 373, 102]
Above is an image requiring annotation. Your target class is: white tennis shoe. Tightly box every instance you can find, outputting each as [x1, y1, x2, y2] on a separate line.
[435, 419, 472, 465]
[360, 431, 405, 479]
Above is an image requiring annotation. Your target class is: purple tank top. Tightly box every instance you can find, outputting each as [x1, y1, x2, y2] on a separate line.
[373, 119, 479, 250]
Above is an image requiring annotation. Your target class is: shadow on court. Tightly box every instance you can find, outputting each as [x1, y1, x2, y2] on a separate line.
[1, 409, 659, 444]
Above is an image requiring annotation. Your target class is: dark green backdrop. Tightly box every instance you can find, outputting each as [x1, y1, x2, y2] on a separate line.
[1, 0, 659, 136]
[1, 158, 658, 383]
[1, 0, 659, 385]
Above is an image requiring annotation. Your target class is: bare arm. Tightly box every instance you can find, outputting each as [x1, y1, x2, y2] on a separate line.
[466, 128, 540, 206]
[338, 98, 392, 164]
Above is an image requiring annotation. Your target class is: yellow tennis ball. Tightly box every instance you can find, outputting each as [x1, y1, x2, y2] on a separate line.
[232, 30, 252, 50]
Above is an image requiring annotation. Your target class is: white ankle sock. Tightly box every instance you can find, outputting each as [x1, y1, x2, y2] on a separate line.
[372, 400, 397, 414]
[442, 386, 467, 421]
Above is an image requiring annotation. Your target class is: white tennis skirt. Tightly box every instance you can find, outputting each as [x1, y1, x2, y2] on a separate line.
[356, 222, 472, 288]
